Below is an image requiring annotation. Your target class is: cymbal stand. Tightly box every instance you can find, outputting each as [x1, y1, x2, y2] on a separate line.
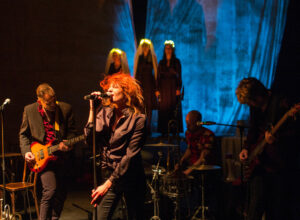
[168, 118, 185, 220]
[167, 119, 179, 173]
[191, 173, 208, 220]
[150, 151, 162, 220]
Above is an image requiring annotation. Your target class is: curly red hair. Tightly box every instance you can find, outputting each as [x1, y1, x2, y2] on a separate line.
[100, 73, 145, 114]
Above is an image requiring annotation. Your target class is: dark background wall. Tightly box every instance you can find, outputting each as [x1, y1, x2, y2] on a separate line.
[272, 0, 300, 103]
[0, 0, 120, 151]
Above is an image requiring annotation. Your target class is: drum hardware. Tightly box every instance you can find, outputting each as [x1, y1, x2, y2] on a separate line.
[161, 172, 192, 220]
[144, 141, 179, 176]
[151, 151, 163, 185]
[149, 151, 163, 220]
[147, 182, 160, 220]
[144, 138, 192, 220]
[151, 165, 166, 176]
[190, 165, 221, 220]
[167, 119, 180, 174]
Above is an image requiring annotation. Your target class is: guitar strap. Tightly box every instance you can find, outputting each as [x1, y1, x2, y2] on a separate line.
[54, 101, 60, 132]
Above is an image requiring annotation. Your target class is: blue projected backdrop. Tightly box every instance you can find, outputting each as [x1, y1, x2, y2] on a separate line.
[107, 0, 136, 74]
[144, 0, 289, 135]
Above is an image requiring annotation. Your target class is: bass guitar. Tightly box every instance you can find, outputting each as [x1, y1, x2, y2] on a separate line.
[243, 103, 300, 181]
[28, 134, 85, 173]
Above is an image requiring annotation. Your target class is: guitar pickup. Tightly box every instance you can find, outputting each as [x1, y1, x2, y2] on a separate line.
[40, 150, 44, 159]
[47, 147, 53, 155]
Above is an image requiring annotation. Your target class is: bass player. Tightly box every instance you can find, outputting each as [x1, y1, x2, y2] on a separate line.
[236, 77, 300, 220]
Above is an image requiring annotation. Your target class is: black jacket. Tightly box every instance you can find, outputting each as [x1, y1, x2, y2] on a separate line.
[19, 102, 77, 156]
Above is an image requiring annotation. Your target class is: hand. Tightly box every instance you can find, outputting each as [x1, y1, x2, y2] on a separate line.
[239, 149, 248, 161]
[25, 152, 35, 164]
[183, 168, 192, 176]
[155, 91, 160, 98]
[265, 130, 275, 144]
[89, 91, 103, 109]
[58, 141, 70, 152]
[176, 90, 180, 96]
[91, 180, 112, 207]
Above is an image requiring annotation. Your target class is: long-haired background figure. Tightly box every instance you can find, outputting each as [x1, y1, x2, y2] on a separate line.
[104, 48, 130, 76]
[133, 39, 158, 133]
[156, 40, 183, 135]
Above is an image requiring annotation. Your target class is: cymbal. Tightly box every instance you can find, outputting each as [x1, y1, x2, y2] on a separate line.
[189, 165, 221, 171]
[0, 153, 22, 158]
[144, 142, 179, 148]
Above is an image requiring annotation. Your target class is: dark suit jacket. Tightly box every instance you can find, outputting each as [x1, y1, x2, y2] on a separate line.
[19, 102, 77, 156]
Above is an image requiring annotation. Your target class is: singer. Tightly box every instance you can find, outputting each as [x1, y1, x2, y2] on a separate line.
[84, 73, 146, 220]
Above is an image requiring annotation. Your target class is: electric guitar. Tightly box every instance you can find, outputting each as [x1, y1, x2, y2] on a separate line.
[28, 134, 85, 173]
[243, 103, 300, 181]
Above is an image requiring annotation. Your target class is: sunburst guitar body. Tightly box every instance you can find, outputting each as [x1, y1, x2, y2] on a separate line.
[28, 134, 85, 173]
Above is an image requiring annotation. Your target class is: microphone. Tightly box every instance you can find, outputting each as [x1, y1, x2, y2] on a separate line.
[197, 121, 216, 126]
[84, 92, 112, 100]
[0, 98, 11, 110]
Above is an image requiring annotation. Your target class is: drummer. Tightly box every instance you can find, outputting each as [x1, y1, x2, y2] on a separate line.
[175, 110, 215, 175]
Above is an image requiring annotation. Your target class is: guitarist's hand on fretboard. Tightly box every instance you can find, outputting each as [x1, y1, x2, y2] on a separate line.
[265, 130, 276, 144]
[58, 140, 71, 152]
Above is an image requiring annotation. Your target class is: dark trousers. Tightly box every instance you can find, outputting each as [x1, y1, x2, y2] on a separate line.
[246, 172, 281, 220]
[97, 186, 145, 220]
[96, 168, 146, 220]
[39, 165, 67, 220]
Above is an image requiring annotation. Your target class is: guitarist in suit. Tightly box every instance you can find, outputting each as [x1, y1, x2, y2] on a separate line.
[236, 78, 300, 220]
[19, 83, 77, 220]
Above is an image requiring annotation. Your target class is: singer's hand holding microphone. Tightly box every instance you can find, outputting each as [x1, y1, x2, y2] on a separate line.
[84, 91, 112, 110]
[86, 91, 102, 109]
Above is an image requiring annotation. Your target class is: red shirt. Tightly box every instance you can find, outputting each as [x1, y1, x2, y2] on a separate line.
[37, 102, 56, 144]
[185, 127, 214, 165]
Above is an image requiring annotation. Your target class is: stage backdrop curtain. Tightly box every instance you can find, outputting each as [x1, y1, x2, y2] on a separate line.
[105, 0, 136, 74]
[145, 0, 289, 135]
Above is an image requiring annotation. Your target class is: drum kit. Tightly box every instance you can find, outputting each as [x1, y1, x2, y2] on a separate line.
[144, 142, 221, 220]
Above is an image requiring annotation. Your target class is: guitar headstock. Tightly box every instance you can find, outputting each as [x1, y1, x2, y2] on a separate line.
[287, 103, 300, 117]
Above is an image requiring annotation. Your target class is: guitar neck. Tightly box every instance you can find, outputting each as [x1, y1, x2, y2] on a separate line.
[49, 134, 85, 154]
[249, 111, 289, 161]
[271, 112, 289, 135]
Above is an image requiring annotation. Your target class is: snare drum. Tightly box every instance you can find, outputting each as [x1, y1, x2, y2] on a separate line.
[161, 173, 193, 198]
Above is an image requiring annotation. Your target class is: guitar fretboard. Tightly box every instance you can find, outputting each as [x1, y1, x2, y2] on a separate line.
[48, 134, 85, 154]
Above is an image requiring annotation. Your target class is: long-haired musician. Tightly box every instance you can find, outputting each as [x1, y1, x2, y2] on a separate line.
[84, 73, 146, 220]
[236, 77, 300, 220]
